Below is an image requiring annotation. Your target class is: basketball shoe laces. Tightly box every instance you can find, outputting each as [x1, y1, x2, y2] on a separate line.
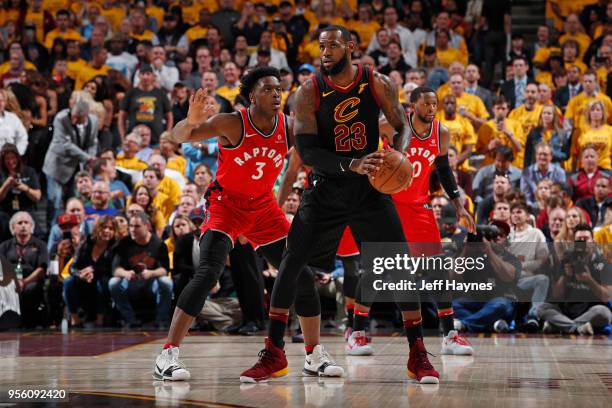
[449, 333, 471, 346]
[415, 347, 436, 370]
[253, 348, 276, 370]
[168, 349, 187, 370]
[319, 347, 336, 366]
[354, 334, 368, 347]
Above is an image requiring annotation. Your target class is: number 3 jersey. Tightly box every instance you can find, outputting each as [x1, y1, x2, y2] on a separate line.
[215, 107, 288, 198]
[313, 64, 381, 177]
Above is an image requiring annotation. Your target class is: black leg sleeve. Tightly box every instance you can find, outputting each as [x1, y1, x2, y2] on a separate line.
[230, 241, 266, 324]
[341, 255, 360, 299]
[259, 238, 321, 317]
[176, 230, 233, 317]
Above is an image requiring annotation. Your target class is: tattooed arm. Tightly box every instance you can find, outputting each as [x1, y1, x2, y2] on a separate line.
[294, 79, 383, 176]
[372, 72, 411, 153]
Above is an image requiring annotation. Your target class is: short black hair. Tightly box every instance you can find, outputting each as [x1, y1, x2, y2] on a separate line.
[56, 9, 70, 18]
[493, 95, 509, 106]
[495, 145, 514, 161]
[239, 66, 281, 101]
[410, 86, 436, 103]
[319, 25, 352, 42]
[574, 223, 593, 237]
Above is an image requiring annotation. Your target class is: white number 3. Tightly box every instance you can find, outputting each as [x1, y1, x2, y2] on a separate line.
[251, 162, 266, 180]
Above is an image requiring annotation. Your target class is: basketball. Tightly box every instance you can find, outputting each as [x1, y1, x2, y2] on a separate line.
[369, 149, 413, 194]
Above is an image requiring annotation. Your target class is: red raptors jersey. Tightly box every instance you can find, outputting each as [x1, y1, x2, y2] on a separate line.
[215, 108, 288, 198]
[393, 115, 441, 204]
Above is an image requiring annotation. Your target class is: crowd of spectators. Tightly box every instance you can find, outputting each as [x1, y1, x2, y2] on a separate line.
[0, 0, 610, 336]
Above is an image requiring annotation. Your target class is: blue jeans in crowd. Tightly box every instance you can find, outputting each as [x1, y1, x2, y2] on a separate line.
[63, 275, 111, 319]
[453, 297, 515, 332]
[108, 276, 173, 325]
[517, 274, 550, 319]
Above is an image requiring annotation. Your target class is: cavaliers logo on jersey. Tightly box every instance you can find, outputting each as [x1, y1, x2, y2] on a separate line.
[334, 97, 360, 123]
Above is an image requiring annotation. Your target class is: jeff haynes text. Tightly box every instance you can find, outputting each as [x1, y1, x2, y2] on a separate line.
[373, 280, 494, 292]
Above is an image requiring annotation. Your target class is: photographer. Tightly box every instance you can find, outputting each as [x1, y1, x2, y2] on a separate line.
[452, 221, 521, 333]
[538, 224, 612, 335]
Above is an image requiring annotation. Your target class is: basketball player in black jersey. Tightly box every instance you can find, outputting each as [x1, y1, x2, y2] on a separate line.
[241, 25, 440, 384]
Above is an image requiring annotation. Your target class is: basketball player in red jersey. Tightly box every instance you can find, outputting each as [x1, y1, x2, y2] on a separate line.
[242, 26, 440, 384]
[152, 67, 343, 381]
[349, 87, 477, 356]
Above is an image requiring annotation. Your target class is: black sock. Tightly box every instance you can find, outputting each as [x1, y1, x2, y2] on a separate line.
[347, 308, 354, 328]
[353, 312, 368, 332]
[268, 315, 287, 349]
[439, 314, 454, 336]
[404, 318, 423, 348]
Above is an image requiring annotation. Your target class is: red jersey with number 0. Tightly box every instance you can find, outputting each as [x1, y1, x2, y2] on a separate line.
[215, 108, 288, 198]
[393, 116, 441, 205]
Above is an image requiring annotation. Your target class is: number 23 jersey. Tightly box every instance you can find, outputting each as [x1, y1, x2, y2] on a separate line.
[313, 64, 382, 177]
[215, 107, 288, 198]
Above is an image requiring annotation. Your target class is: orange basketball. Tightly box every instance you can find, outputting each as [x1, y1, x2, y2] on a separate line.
[369, 149, 413, 194]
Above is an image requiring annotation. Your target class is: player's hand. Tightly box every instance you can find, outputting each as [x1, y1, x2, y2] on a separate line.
[349, 151, 385, 176]
[187, 88, 216, 127]
[457, 206, 475, 233]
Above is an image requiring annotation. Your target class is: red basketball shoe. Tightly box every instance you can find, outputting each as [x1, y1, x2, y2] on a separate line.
[240, 338, 289, 383]
[407, 338, 439, 384]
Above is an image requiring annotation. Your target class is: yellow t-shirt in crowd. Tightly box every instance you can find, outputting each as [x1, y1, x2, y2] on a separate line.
[566, 92, 612, 135]
[66, 58, 88, 80]
[181, 4, 202, 25]
[216, 85, 240, 105]
[42, 0, 70, 15]
[185, 25, 209, 44]
[454, 92, 490, 121]
[116, 154, 148, 171]
[44, 29, 83, 50]
[130, 30, 157, 42]
[75, 64, 112, 90]
[0, 60, 37, 75]
[436, 47, 468, 70]
[477, 118, 526, 168]
[597, 67, 609, 91]
[578, 124, 612, 170]
[533, 46, 562, 65]
[24, 10, 45, 43]
[535, 71, 555, 89]
[564, 60, 588, 74]
[147, 5, 166, 29]
[346, 19, 380, 50]
[508, 104, 543, 144]
[594, 224, 612, 263]
[100, 6, 126, 32]
[559, 32, 592, 60]
[136, 176, 181, 220]
[167, 156, 187, 177]
[436, 112, 477, 170]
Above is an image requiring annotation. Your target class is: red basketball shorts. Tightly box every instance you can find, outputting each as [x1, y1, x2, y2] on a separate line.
[393, 200, 442, 256]
[336, 227, 360, 257]
[201, 189, 290, 249]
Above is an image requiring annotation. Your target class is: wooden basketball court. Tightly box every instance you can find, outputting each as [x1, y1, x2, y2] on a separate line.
[1, 331, 611, 407]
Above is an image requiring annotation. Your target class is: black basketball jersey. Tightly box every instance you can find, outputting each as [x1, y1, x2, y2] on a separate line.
[312, 64, 381, 177]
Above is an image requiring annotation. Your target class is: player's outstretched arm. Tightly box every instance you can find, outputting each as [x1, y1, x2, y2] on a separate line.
[168, 89, 239, 145]
[293, 79, 382, 175]
[437, 125, 475, 233]
[373, 72, 411, 153]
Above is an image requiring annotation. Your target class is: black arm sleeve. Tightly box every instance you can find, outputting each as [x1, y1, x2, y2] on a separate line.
[435, 154, 460, 200]
[295, 133, 353, 175]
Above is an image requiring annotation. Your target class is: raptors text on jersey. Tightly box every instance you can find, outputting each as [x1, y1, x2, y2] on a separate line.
[215, 107, 288, 198]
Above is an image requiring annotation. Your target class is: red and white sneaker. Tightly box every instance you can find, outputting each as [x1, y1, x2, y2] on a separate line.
[346, 330, 373, 356]
[407, 338, 439, 384]
[239, 338, 288, 383]
[440, 330, 474, 355]
[344, 326, 353, 341]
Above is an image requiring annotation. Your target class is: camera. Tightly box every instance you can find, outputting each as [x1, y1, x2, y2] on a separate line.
[467, 225, 500, 242]
[564, 239, 590, 275]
